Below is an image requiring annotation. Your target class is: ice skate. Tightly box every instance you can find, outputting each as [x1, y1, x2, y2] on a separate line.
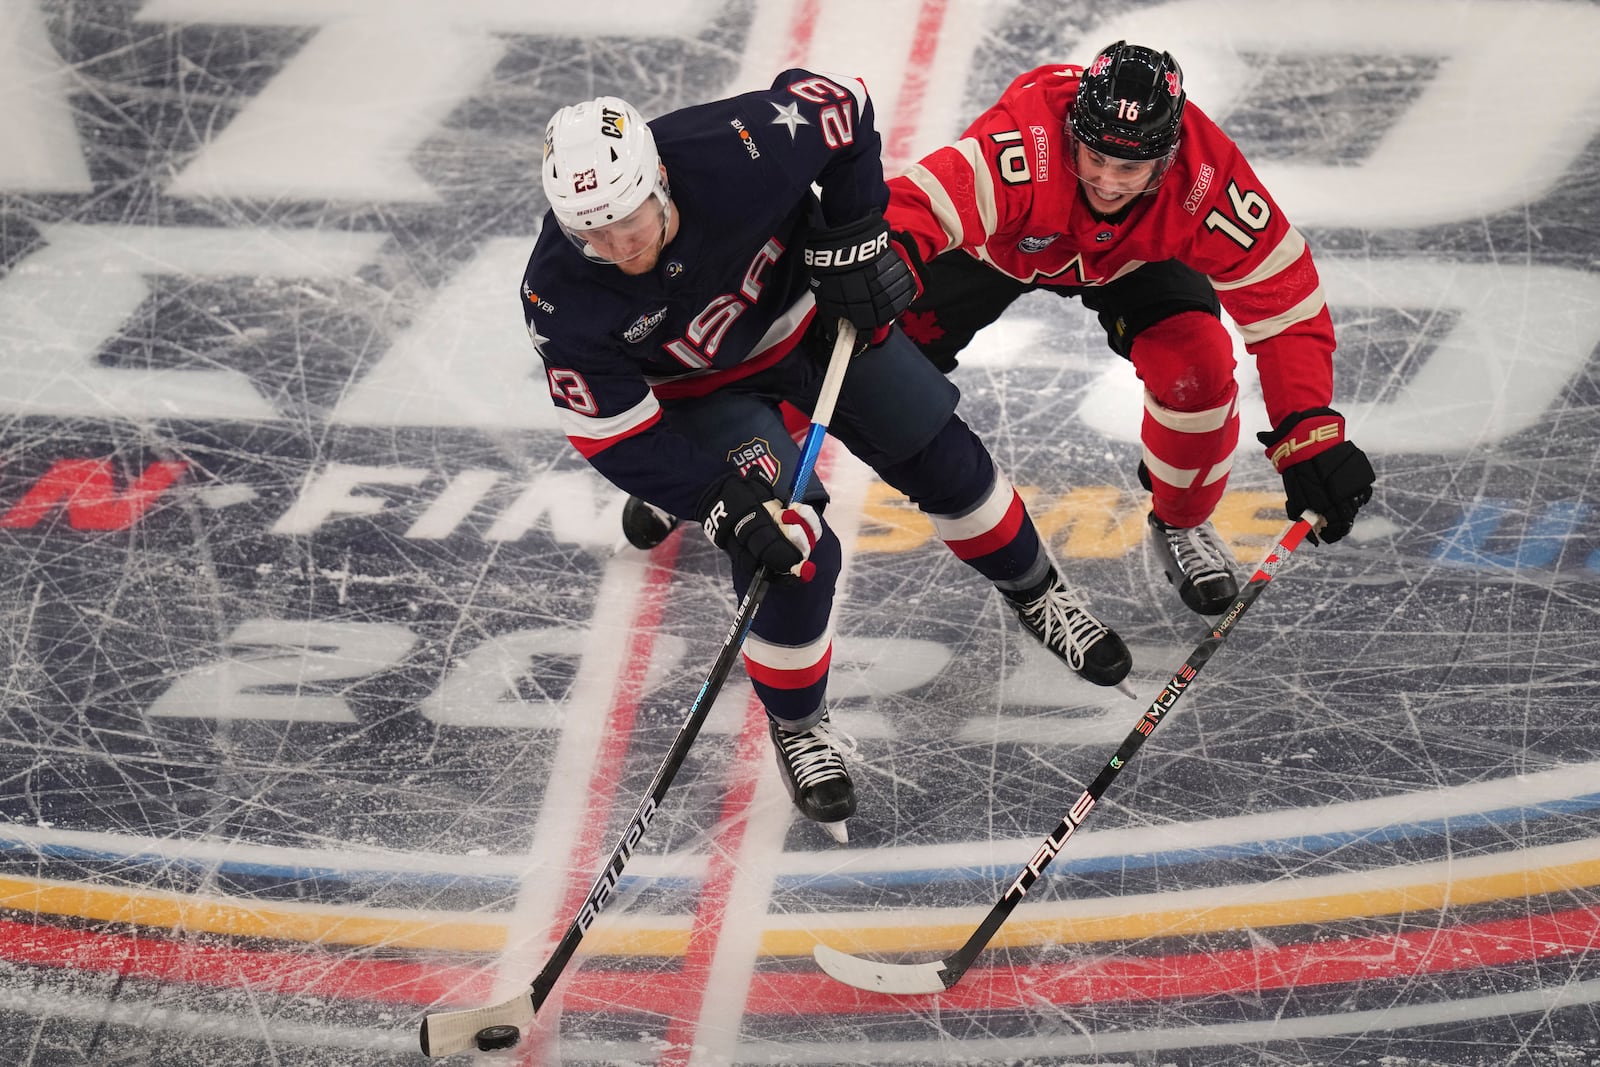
[768, 712, 857, 843]
[1147, 512, 1240, 616]
[1007, 572, 1132, 687]
[621, 494, 680, 550]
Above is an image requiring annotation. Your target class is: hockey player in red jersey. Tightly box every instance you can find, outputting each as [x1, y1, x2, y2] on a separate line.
[531, 73, 1134, 840]
[886, 41, 1376, 615]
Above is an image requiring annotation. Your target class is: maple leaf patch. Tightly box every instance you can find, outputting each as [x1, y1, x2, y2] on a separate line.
[899, 310, 946, 347]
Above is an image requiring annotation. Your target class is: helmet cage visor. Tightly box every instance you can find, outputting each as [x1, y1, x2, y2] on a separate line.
[556, 174, 672, 265]
[1064, 124, 1179, 202]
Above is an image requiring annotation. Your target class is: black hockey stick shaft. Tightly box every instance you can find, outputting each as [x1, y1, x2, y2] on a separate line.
[934, 513, 1320, 989]
[525, 320, 856, 1012]
[418, 322, 856, 1056]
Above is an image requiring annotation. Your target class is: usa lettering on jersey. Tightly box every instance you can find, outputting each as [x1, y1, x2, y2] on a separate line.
[661, 238, 784, 369]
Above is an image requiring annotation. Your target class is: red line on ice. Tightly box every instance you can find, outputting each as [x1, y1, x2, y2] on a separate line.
[782, 0, 822, 68]
[5, 902, 1597, 1015]
[885, 0, 947, 169]
[653, 412, 840, 1057]
[658, 696, 770, 1065]
[521, 535, 682, 1059]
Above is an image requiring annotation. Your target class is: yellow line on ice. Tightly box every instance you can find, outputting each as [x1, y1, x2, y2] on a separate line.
[0, 874, 676, 955]
[6, 837, 1600, 957]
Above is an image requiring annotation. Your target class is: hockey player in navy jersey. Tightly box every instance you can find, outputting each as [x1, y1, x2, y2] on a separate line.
[886, 42, 1376, 615]
[525, 70, 1131, 838]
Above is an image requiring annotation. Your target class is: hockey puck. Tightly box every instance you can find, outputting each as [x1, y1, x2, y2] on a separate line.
[473, 1024, 522, 1051]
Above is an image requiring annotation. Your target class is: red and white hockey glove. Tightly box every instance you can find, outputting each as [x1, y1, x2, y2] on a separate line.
[696, 470, 822, 582]
[1257, 407, 1375, 544]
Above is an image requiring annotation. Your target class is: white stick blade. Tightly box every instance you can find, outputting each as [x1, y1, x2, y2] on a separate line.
[418, 992, 535, 1058]
[812, 942, 949, 995]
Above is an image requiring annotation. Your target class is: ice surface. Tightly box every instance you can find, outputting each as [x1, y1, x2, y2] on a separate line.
[2, 1, 1600, 1064]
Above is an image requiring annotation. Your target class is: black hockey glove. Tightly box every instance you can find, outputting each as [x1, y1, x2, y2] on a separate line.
[805, 213, 922, 334]
[1257, 407, 1375, 545]
[696, 470, 822, 582]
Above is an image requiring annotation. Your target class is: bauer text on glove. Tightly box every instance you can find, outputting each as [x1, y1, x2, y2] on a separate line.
[696, 471, 823, 582]
[1257, 407, 1375, 544]
[804, 213, 922, 334]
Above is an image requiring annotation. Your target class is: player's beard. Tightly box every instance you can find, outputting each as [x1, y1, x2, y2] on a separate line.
[607, 202, 674, 275]
[614, 241, 663, 276]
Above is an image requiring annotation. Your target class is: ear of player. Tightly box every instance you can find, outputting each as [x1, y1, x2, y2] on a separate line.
[1257, 407, 1376, 544]
[804, 212, 923, 342]
[696, 469, 823, 582]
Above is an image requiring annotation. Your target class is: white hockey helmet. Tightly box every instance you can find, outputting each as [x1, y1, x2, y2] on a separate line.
[541, 96, 671, 262]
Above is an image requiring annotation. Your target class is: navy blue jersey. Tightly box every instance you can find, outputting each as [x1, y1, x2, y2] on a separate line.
[520, 69, 889, 518]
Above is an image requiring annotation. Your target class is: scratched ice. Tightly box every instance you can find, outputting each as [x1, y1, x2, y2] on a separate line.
[2, 1, 1599, 1065]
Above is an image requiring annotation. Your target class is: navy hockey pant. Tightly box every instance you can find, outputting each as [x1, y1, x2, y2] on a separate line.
[661, 325, 1050, 727]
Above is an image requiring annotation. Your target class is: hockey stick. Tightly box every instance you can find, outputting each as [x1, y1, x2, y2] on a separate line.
[813, 511, 1324, 995]
[418, 320, 857, 1058]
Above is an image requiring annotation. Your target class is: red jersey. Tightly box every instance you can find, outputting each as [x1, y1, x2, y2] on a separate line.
[887, 63, 1336, 425]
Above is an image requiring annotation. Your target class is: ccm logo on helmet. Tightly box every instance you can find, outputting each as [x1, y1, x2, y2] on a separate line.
[804, 230, 888, 268]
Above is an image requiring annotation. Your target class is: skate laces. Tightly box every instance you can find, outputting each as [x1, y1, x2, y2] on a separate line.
[1016, 583, 1108, 670]
[1165, 521, 1235, 580]
[776, 721, 859, 789]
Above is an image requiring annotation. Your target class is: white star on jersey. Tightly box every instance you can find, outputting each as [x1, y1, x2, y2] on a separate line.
[526, 320, 550, 355]
[769, 101, 809, 138]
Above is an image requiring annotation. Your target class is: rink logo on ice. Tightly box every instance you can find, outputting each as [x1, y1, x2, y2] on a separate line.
[623, 305, 669, 343]
[0, 458, 188, 532]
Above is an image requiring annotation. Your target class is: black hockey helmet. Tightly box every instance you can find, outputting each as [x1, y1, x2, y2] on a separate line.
[1070, 41, 1186, 162]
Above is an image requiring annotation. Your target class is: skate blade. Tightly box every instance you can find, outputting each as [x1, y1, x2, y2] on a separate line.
[1115, 679, 1140, 702]
[821, 819, 849, 844]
